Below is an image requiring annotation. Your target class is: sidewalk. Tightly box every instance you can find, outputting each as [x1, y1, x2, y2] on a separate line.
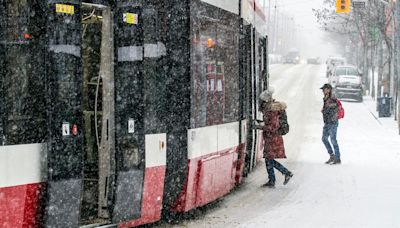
[363, 96, 399, 135]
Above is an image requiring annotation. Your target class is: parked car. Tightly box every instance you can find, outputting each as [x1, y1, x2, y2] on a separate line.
[326, 56, 346, 77]
[329, 65, 363, 102]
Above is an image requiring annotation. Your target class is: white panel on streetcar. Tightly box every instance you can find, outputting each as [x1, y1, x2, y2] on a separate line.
[217, 122, 240, 151]
[0, 143, 47, 188]
[188, 125, 218, 160]
[201, 0, 239, 14]
[145, 133, 167, 167]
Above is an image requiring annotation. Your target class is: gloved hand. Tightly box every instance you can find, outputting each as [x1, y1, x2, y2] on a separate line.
[252, 120, 264, 130]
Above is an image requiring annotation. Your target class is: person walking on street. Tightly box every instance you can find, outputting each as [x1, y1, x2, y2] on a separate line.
[320, 83, 341, 164]
[257, 89, 293, 188]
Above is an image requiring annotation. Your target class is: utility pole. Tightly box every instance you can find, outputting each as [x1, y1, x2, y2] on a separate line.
[377, 3, 385, 99]
[396, 0, 400, 133]
[273, 0, 278, 53]
[394, 1, 399, 121]
[390, 0, 396, 118]
[268, 0, 271, 40]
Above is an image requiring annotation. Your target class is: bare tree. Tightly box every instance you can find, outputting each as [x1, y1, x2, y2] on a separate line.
[314, 0, 396, 98]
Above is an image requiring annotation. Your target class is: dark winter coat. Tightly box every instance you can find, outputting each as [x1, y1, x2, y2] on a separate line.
[322, 95, 338, 124]
[262, 101, 287, 160]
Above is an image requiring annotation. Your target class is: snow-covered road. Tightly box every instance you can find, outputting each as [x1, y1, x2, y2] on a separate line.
[159, 64, 400, 228]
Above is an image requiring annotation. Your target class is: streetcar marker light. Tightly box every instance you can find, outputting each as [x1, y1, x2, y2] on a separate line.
[207, 38, 214, 48]
[72, 124, 78, 136]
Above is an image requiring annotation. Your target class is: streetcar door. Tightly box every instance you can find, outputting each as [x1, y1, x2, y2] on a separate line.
[111, 1, 168, 222]
[112, 2, 166, 223]
[253, 35, 268, 162]
[243, 25, 258, 175]
[251, 28, 262, 168]
[44, 1, 85, 227]
[244, 28, 265, 174]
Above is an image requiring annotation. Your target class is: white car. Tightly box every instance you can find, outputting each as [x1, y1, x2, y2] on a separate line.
[329, 65, 363, 102]
[326, 57, 346, 77]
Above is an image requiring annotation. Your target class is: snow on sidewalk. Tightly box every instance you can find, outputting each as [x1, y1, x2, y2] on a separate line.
[239, 95, 400, 228]
[362, 96, 399, 136]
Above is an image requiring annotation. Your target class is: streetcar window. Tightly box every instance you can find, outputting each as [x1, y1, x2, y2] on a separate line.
[0, 1, 47, 145]
[190, 2, 239, 128]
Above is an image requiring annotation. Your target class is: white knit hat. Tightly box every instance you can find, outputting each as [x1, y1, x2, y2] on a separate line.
[259, 87, 274, 102]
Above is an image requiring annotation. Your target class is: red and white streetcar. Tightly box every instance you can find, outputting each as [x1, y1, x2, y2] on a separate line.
[0, 0, 268, 227]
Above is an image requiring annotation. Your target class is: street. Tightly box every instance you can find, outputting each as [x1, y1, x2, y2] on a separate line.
[159, 64, 400, 228]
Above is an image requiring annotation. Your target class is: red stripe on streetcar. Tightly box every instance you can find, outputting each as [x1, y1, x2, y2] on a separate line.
[172, 144, 244, 212]
[119, 166, 166, 228]
[0, 183, 45, 228]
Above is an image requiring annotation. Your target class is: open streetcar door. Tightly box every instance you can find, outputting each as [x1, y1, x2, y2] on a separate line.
[112, 1, 167, 224]
[244, 26, 260, 174]
[242, 27, 268, 175]
[43, 1, 85, 227]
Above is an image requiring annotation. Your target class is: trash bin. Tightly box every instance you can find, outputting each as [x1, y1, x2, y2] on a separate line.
[377, 97, 392, 117]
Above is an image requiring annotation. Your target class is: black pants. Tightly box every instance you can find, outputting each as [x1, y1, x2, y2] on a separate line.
[265, 159, 289, 182]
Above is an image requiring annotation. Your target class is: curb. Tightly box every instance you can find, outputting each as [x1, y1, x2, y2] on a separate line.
[363, 101, 383, 126]
[362, 99, 383, 126]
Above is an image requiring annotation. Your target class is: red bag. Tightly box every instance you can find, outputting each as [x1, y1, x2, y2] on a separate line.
[337, 99, 344, 119]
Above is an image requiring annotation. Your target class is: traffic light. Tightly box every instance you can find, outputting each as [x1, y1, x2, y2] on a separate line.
[336, 0, 351, 13]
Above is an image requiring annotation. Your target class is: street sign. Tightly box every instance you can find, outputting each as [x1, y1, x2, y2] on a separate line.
[353, 0, 366, 9]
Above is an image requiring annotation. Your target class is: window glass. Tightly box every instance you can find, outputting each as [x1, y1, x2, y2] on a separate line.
[346, 68, 359, 76]
[335, 68, 347, 76]
[1, 1, 46, 145]
[191, 2, 239, 128]
[336, 67, 358, 76]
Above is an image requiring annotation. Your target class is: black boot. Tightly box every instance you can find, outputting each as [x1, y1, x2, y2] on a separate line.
[283, 172, 293, 185]
[331, 158, 341, 165]
[262, 180, 275, 188]
[325, 155, 335, 164]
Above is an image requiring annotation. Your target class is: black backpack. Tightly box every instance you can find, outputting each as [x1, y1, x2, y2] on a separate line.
[277, 110, 289, 135]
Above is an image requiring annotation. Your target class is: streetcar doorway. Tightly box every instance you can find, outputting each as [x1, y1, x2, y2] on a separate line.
[80, 4, 114, 225]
